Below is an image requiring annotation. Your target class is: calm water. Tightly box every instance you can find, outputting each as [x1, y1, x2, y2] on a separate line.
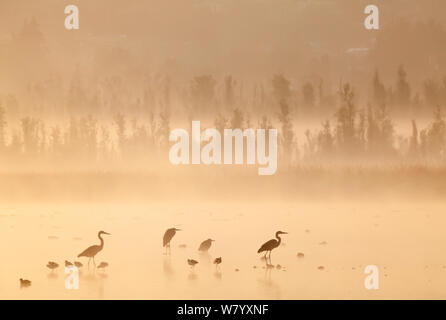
[0, 201, 445, 299]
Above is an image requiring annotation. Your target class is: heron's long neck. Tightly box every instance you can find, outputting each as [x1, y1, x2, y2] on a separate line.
[98, 233, 104, 248]
[275, 233, 282, 245]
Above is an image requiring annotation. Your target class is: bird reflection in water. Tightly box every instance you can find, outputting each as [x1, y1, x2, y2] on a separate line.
[257, 259, 282, 299]
[163, 256, 174, 278]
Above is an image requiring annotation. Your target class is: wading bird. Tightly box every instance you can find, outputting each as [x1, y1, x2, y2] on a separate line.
[74, 261, 83, 268]
[257, 231, 288, 260]
[20, 278, 31, 288]
[187, 259, 198, 269]
[97, 262, 109, 270]
[213, 257, 222, 269]
[198, 238, 215, 252]
[163, 228, 181, 253]
[77, 231, 110, 268]
[46, 261, 59, 271]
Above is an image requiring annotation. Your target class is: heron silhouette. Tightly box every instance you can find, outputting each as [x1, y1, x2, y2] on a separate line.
[163, 228, 181, 254]
[257, 231, 288, 261]
[77, 231, 110, 268]
[198, 238, 215, 252]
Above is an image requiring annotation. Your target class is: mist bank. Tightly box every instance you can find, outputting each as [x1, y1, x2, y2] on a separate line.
[0, 165, 445, 203]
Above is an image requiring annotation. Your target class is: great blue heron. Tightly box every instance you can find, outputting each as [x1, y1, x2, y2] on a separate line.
[257, 231, 288, 260]
[163, 228, 181, 254]
[198, 238, 215, 252]
[77, 230, 110, 268]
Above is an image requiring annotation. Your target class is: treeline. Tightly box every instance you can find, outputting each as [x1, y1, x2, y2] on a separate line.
[0, 78, 445, 171]
[6, 64, 446, 121]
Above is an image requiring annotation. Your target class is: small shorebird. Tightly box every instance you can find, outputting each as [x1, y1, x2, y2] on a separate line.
[20, 278, 31, 288]
[187, 259, 198, 269]
[213, 257, 222, 269]
[65, 260, 73, 267]
[97, 262, 109, 270]
[74, 261, 83, 268]
[46, 261, 59, 271]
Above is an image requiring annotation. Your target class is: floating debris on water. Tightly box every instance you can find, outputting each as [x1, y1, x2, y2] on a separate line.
[317, 266, 325, 271]
[297, 252, 305, 258]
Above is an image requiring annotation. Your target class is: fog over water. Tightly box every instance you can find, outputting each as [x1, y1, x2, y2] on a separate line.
[0, 0, 446, 299]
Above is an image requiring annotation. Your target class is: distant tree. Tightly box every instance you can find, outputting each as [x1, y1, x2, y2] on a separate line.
[230, 108, 244, 129]
[424, 105, 446, 160]
[335, 83, 358, 153]
[272, 74, 291, 103]
[302, 82, 315, 108]
[21, 117, 40, 156]
[113, 113, 126, 151]
[158, 111, 170, 149]
[396, 65, 411, 107]
[190, 75, 216, 113]
[277, 99, 295, 164]
[0, 106, 6, 149]
[373, 69, 386, 107]
[214, 113, 228, 133]
[366, 103, 394, 155]
[224, 75, 235, 107]
[409, 120, 419, 158]
[424, 78, 440, 107]
[317, 120, 334, 157]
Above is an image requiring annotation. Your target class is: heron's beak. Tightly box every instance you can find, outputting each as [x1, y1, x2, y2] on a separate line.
[282, 232, 288, 234]
[104, 232, 111, 235]
[176, 229, 182, 231]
